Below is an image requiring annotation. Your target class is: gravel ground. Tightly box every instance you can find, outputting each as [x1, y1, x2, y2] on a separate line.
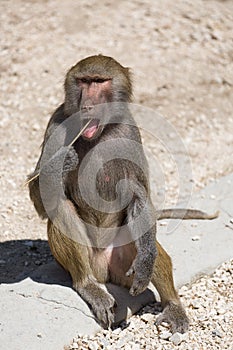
[66, 260, 233, 350]
[0, 0, 232, 349]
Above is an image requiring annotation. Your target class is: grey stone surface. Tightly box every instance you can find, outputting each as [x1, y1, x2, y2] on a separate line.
[157, 173, 233, 288]
[0, 278, 100, 350]
[0, 263, 156, 350]
[0, 173, 233, 349]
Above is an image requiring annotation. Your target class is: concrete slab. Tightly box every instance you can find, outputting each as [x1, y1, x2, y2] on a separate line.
[0, 278, 100, 350]
[157, 173, 233, 287]
[0, 173, 233, 349]
[0, 263, 156, 350]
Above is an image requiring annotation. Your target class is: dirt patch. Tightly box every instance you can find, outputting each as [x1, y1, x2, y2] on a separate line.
[1, 0, 232, 242]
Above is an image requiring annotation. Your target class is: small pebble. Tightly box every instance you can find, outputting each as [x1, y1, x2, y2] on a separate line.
[88, 341, 99, 350]
[192, 235, 200, 241]
[23, 240, 34, 247]
[34, 260, 42, 265]
[190, 300, 200, 309]
[32, 123, 40, 131]
[212, 329, 223, 338]
[132, 345, 140, 350]
[169, 332, 183, 345]
[141, 313, 155, 323]
[112, 327, 121, 335]
[159, 331, 172, 340]
[159, 221, 168, 226]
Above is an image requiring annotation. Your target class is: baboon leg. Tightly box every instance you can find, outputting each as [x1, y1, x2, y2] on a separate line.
[47, 220, 115, 328]
[151, 241, 189, 333]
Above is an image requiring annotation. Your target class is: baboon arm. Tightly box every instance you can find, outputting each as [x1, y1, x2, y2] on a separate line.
[28, 175, 47, 219]
[126, 182, 156, 254]
[125, 182, 157, 296]
[28, 145, 79, 219]
[28, 104, 68, 218]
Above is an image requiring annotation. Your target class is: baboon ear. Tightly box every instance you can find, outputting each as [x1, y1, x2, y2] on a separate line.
[124, 67, 132, 80]
[124, 67, 131, 74]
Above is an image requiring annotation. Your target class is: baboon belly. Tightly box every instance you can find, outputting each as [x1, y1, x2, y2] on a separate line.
[91, 243, 136, 286]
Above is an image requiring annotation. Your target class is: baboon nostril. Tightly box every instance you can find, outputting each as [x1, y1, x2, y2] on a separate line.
[82, 105, 94, 112]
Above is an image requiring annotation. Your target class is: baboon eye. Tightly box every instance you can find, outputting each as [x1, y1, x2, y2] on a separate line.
[94, 78, 106, 83]
[80, 78, 90, 84]
[77, 77, 110, 84]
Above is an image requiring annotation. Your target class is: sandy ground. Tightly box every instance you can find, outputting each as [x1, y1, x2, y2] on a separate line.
[0, 0, 233, 349]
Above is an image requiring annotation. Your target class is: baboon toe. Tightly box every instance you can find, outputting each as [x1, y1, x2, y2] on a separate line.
[94, 293, 116, 328]
[156, 301, 189, 334]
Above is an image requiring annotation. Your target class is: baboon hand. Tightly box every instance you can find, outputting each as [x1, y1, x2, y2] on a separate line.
[62, 146, 79, 175]
[41, 146, 78, 177]
[126, 257, 153, 296]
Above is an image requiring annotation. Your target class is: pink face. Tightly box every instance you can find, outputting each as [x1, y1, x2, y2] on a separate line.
[77, 77, 113, 140]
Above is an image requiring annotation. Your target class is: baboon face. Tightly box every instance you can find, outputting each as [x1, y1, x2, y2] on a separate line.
[64, 55, 132, 141]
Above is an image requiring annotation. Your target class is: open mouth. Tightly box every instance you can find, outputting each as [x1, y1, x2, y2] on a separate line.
[82, 118, 100, 139]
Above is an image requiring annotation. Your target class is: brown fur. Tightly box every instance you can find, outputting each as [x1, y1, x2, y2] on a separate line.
[28, 55, 189, 332]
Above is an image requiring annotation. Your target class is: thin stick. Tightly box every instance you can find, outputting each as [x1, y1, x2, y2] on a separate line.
[24, 120, 92, 187]
[24, 172, 39, 185]
[68, 119, 92, 146]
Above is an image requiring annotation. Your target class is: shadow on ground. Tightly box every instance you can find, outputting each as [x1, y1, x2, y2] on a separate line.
[0, 239, 70, 285]
[0, 238, 158, 327]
